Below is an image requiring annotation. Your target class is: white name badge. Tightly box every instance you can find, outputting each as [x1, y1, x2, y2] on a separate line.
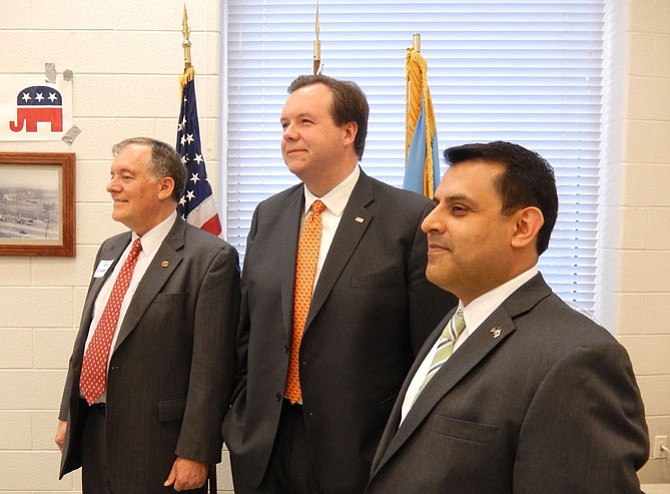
[93, 260, 115, 278]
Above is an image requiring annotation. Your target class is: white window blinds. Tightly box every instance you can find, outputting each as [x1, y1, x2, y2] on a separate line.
[223, 0, 604, 312]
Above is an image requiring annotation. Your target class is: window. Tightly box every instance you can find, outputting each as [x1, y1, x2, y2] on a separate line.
[223, 0, 604, 312]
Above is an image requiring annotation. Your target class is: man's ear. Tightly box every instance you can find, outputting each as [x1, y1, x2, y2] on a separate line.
[510, 206, 544, 249]
[342, 121, 358, 147]
[158, 176, 175, 200]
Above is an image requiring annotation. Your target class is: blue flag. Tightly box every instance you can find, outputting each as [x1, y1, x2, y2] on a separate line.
[403, 46, 440, 198]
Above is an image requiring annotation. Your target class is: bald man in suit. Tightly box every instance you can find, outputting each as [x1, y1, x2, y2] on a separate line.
[366, 141, 649, 493]
[55, 137, 240, 493]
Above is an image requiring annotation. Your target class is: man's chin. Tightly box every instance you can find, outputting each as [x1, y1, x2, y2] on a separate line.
[110, 208, 126, 223]
[425, 265, 451, 289]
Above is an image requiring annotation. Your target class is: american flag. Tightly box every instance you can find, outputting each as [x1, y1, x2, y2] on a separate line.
[176, 76, 222, 235]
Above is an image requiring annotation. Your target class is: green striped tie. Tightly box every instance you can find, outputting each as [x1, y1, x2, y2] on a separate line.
[413, 310, 466, 404]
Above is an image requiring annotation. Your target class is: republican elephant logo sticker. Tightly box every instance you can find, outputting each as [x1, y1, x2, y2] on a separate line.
[9, 86, 63, 133]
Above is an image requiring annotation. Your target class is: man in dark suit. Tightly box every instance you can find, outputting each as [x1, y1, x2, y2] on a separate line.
[366, 141, 649, 493]
[55, 137, 240, 493]
[222, 74, 456, 494]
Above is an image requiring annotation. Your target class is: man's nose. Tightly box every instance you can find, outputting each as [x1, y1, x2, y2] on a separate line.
[421, 206, 440, 234]
[283, 124, 298, 140]
[106, 177, 120, 193]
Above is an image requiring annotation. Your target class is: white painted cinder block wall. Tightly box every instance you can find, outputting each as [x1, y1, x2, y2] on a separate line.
[0, 1, 667, 492]
[612, 0, 670, 486]
[0, 1, 230, 492]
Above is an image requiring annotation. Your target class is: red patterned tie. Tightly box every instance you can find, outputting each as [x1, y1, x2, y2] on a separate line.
[285, 200, 325, 404]
[80, 238, 142, 405]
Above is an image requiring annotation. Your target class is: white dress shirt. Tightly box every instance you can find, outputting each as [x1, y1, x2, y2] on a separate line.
[82, 211, 177, 402]
[400, 265, 539, 423]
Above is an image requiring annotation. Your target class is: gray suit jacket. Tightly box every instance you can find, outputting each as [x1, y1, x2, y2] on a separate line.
[59, 218, 240, 494]
[367, 273, 649, 494]
[223, 171, 457, 493]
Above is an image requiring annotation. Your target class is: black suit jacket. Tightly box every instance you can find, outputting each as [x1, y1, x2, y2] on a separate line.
[367, 273, 649, 494]
[59, 218, 240, 494]
[223, 171, 457, 493]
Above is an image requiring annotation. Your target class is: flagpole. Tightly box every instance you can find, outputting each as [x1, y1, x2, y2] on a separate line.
[413, 32, 421, 52]
[182, 4, 192, 70]
[313, 1, 321, 74]
[176, 4, 223, 478]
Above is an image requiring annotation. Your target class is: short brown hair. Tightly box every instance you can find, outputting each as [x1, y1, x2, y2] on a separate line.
[288, 74, 369, 159]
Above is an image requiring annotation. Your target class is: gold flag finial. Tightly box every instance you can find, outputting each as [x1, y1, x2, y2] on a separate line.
[180, 4, 195, 86]
[313, 2, 322, 74]
[182, 4, 192, 69]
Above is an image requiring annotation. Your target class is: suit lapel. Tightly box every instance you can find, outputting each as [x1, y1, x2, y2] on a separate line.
[372, 312, 516, 476]
[305, 172, 373, 331]
[369, 310, 452, 476]
[280, 188, 304, 338]
[389, 312, 516, 452]
[113, 220, 185, 352]
[76, 234, 131, 354]
[85, 236, 130, 318]
[370, 273, 553, 479]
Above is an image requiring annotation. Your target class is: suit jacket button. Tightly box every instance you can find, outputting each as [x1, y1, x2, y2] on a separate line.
[284, 345, 289, 354]
[275, 392, 282, 401]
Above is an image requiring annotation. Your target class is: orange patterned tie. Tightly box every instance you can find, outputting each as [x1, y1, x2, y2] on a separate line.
[285, 200, 326, 404]
[80, 238, 142, 405]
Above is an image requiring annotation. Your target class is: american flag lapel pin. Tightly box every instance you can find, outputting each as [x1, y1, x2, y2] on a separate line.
[489, 326, 502, 339]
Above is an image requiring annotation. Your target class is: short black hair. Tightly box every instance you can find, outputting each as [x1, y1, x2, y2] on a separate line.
[444, 141, 558, 255]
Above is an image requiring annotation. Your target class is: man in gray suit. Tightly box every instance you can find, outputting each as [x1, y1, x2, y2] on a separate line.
[55, 137, 240, 493]
[223, 74, 457, 493]
[366, 141, 649, 493]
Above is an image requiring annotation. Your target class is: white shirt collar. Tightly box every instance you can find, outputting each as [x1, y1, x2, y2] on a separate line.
[303, 165, 360, 216]
[461, 265, 539, 335]
[132, 210, 177, 256]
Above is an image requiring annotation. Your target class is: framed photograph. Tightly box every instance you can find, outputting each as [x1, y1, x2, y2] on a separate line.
[0, 152, 75, 256]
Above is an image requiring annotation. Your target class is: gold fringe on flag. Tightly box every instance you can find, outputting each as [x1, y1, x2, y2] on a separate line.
[180, 66, 196, 88]
[405, 46, 438, 197]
